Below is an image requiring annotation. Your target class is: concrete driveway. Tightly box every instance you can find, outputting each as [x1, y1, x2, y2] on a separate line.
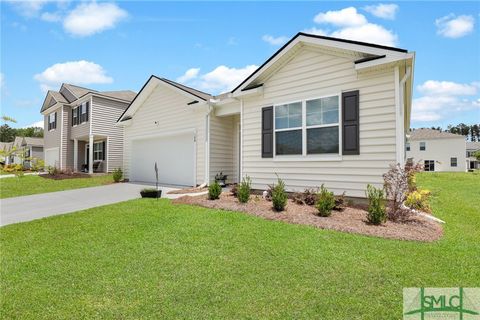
[0, 183, 187, 226]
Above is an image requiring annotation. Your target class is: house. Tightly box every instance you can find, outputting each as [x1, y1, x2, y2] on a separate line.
[406, 128, 466, 172]
[466, 141, 480, 170]
[40, 83, 136, 173]
[10, 137, 44, 169]
[0, 142, 14, 165]
[117, 32, 415, 198]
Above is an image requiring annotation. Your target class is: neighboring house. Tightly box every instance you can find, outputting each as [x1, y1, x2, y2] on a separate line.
[466, 141, 480, 170]
[0, 142, 14, 165]
[11, 137, 44, 168]
[406, 128, 466, 172]
[40, 83, 136, 173]
[118, 32, 415, 198]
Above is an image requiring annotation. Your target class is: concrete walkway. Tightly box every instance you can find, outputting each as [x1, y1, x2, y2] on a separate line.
[0, 183, 193, 226]
[0, 172, 40, 179]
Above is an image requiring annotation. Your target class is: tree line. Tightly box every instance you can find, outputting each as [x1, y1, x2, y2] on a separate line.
[415, 123, 480, 142]
[0, 116, 43, 143]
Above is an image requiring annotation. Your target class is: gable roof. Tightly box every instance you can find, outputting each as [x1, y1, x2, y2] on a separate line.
[62, 83, 94, 98]
[24, 137, 44, 146]
[0, 142, 13, 152]
[466, 141, 480, 150]
[117, 75, 212, 122]
[409, 128, 465, 141]
[101, 90, 137, 102]
[13, 136, 25, 148]
[231, 32, 411, 93]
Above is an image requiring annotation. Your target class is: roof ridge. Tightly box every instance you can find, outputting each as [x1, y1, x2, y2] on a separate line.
[159, 77, 212, 97]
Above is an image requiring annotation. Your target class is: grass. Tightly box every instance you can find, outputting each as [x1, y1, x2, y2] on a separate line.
[1, 172, 479, 319]
[0, 174, 113, 199]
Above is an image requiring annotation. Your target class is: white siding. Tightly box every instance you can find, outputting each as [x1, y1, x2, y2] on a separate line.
[407, 138, 467, 172]
[241, 47, 398, 198]
[209, 114, 238, 183]
[123, 83, 206, 185]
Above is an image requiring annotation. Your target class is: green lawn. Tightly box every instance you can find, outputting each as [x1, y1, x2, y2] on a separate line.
[1, 173, 478, 319]
[0, 174, 113, 199]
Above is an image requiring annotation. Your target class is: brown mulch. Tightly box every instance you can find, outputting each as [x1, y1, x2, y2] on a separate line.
[39, 173, 91, 180]
[172, 193, 443, 242]
[167, 187, 208, 194]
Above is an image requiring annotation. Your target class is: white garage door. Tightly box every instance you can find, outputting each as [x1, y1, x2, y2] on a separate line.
[130, 133, 195, 186]
[45, 148, 59, 168]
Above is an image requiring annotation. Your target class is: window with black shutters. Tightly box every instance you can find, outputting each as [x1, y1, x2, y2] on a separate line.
[450, 157, 457, 167]
[48, 112, 56, 131]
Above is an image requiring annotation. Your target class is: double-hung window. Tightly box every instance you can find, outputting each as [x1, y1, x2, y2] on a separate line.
[72, 107, 79, 126]
[80, 102, 89, 123]
[48, 112, 57, 131]
[274, 95, 340, 156]
[450, 157, 457, 167]
[93, 141, 105, 161]
[420, 142, 426, 151]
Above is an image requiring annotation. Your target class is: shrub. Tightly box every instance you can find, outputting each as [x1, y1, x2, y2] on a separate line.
[333, 192, 347, 211]
[315, 184, 335, 217]
[264, 184, 274, 201]
[365, 184, 387, 225]
[112, 168, 123, 182]
[208, 180, 222, 200]
[383, 163, 422, 221]
[47, 166, 58, 176]
[237, 176, 251, 203]
[30, 158, 45, 172]
[230, 184, 238, 197]
[292, 192, 305, 205]
[405, 189, 431, 212]
[292, 188, 318, 206]
[271, 177, 288, 211]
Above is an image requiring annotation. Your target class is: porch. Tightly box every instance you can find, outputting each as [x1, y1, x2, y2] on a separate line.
[72, 135, 108, 174]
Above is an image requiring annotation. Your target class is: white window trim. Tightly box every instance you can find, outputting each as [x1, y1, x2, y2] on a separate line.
[272, 93, 342, 161]
[93, 141, 104, 161]
[48, 112, 57, 132]
[72, 107, 78, 127]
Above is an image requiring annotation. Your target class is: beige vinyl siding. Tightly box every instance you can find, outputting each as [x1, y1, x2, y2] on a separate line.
[91, 96, 128, 172]
[123, 83, 206, 184]
[209, 114, 237, 183]
[62, 106, 73, 170]
[31, 146, 43, 160]
[70, 99, 90, 139]
[43, 108, 62, 167]
[242, 47, 398, 198]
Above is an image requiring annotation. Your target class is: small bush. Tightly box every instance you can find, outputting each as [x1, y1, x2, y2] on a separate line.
[333, 192, 347, 211]
[47, 166, 58, 176]
[365, 184, 387, 225]
[292, 192, 305, 205]
[271, 177, 288, 211]
[264, 184, 274, 201]
[30, 158, 45, 172]
[315, 184, 335, 217]
[405, 189, 431, 212]
[112, 168, 123, 182]
[230, 184, 238, 197]
[237, 176, 251, 203]
[208, 180, 222, 200]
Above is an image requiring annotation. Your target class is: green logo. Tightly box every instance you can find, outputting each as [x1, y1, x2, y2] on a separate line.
[404, 288, 480, 319]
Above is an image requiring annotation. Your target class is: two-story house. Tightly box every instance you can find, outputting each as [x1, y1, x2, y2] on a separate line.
[40, 83, 135, 173]
[466, 141, 480, 170]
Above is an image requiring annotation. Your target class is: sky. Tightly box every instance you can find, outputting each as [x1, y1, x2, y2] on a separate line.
[1, 1, 479, 129]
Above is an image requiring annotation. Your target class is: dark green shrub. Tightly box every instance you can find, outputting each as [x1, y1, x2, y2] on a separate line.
[208, 180, 222, 200]
[230, 184, 238, 197]
[271, 177, 288, 211]
[315, 184, 335, 217]
[237, 176, 251, 203]
[365, 184, 387, 225]
[112, 168, 123, 182]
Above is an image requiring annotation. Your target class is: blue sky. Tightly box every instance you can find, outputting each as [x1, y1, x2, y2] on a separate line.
[1, 1, 479, 129]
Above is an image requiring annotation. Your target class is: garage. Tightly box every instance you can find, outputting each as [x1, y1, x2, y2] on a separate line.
[45, 147, 59, 168]
[130, 133, 195, 186]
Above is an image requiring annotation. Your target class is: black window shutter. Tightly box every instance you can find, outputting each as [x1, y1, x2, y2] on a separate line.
[102, 141, 106, 160]
[54, 112, 57, 129]
[77, 107, 80, 124]
[86, 102, 89, 122]
[71, 108, 74, 126]
[261, 106, 274, 158]
[342, 90, 360, 155]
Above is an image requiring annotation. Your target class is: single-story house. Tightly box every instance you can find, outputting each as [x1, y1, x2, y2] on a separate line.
[406, 128, 467, 172]
[117, 32, 415, 198]
[0, 142, 14, 165]
[466, 141, 480, 170]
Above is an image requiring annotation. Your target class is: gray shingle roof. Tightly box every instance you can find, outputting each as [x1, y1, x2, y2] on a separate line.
[100, 90, 137, 102]
[466, 141, 480, 150]
[409, 128, 465, 141]
[24, 137, 44, 146]
[63, 83, 94, 98]
[160, 78, 212, 101]
[49, 90, 68, 104]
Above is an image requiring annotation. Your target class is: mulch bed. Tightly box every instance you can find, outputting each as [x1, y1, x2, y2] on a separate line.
[172, 193, 443, 242]
[39, 173, 91, 180]
[167, 187, 208, 194]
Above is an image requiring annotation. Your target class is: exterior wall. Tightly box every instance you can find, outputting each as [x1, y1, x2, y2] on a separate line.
[209, 114, 237, 183]
[43, 106, 62, 168]
[91, 96, 128, 172]
[407, 138, 467, 172]
[62, 105, 73, 170]
[70, 96, 90, 139]
[123, 83, 206, 185]
[77, 140, 86, 171]
[31, 146, 43, 160]
[241, 47, 398, 198]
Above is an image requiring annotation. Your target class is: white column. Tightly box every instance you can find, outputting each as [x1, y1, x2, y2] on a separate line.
[73, 139, 78, 172]
[88, 135, 94, 174]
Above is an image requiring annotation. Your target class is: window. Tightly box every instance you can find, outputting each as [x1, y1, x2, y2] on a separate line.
[72, 102, 89, 125]
[72, 107, 79, 126]
[93, 141, 105, 161]
[80, 102, 89, 123]
[451, 157, 457, 167]
[406, 143, 410, 151]
[274, 95, 340, 156]
[420, 142, 426, 151]
[424, 160, 435, 172]
[48, 112, 57, 131]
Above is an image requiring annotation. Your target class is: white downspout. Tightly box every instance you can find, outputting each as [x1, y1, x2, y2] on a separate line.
[398, 66, 412, 165]
[240, 99, 244, 181]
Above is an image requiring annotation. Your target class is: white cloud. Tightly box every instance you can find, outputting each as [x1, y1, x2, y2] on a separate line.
[34, 60, 113, 92]
[177, 68, 200, 83]
[314, 7, 367, 27]
[0, 73, 4, 88]
[412, 80, 480, 122]
[41, 11, 62, 22]
[262, 34, 289, 46]
[364, 4, 399, 20]
[435, 14, 475, 38]
[25, 120, 44, 128]
[307, 7, 398, 46]
[7, 0, 49, 17]
[177, 65, 258, 94]
[63, 2, 128, 37]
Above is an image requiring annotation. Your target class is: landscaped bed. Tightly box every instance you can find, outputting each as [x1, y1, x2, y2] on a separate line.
[173, 193, 443, 242]
[39, 172, 92, 180]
